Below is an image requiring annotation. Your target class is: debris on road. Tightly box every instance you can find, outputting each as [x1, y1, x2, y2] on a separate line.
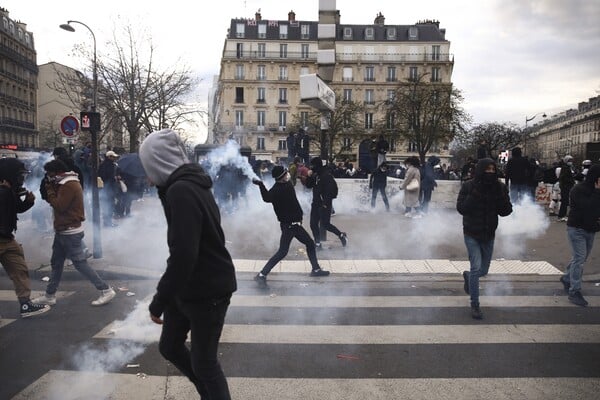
[41, 276, 50, 282]
[126, 364, 140, 368]
[336, 354, 360, 361]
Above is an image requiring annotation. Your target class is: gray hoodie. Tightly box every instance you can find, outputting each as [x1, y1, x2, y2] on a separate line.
[139, 129, 189, 187]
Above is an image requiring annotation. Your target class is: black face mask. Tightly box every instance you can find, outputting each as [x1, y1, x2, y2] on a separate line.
[482, 172, 497, 185]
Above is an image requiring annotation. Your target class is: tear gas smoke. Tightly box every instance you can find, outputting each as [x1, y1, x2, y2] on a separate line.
[204, 140, 258, 181]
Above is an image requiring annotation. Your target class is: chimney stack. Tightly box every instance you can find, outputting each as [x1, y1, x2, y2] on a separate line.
[288, 10, 296, 22]
[255, 9, 262, 21]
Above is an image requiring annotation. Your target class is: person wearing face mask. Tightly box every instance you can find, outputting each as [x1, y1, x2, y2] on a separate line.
[252, 166, 329, 288]
[0, 158, 51, 318]
[559, 164, 600, 307]
[457, 158, 513, 319]
[557, 155, 576, 222]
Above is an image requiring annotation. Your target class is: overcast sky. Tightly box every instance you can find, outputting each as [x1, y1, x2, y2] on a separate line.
[4, 0, 599, 142]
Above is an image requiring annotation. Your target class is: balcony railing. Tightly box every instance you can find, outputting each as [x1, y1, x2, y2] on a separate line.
[224, 50, 317, 61]
[337, 53, 453, 63]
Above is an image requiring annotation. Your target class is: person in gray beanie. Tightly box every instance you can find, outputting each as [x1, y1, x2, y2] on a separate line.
[139, 129, 237, 399]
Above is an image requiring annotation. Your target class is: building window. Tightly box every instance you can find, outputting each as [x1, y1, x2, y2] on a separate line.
[387, 28, 396, 39]
[364, 89, 374, 105]
[257, 65, 266, 80]
[301, 43, 309, 59]
[408, 26, 418, 40]
[257, 137, 265, 150]
[343, 114, 351, 128]
[409, 66, 418, 81]
[431, 67, 440, 82]
[279, 88, 288, 104]
[387, 90, 395, 104]
[279, 111, 287, 130]
[258, 24, 267, 38]
[236, 43, 244, 58]
[257, 87, 266, 103]
[236, 23, 245, 38]
[235, 87, 244, 103]
[408, 141, 418, 152]
[301, 24, 310, 39]
[342, 137, 352, 150]
[343, 27, 353, 39]
[364, 66, 375, 82]
[300, 112, 309, 127]
[257, 111, 266, 128]
[2, 17, 7, 30]
[257, 43, 266, 58]
[387, 66, 396, 82]
[343, 67, 353, 82]
[365, 27, 374, 40]
[24, 33, 30, 45]
[279, 24, 288, 39]
[386, 112, 396, 129]
[432, 45, 441, 61]
[279, 65, 288, 80]
[278, 139, 287, 150]
[300, 66, 310, 76]
[280, 44, 288, 58]
[235, 110, 244, 127]
[343, 89, 352, 102]
[365, 113, 373, 129]
[235, 65, 245, 80]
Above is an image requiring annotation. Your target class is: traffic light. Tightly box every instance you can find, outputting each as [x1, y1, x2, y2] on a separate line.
[80, 111, 101, 132]
[69, 144, 75, 154]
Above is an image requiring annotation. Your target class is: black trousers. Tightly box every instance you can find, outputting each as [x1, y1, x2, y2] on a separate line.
[159, 296, 231, 400]
[261, 223, 320, 274]
[310, 204, 342, 243]
[371, 186, 389, 210]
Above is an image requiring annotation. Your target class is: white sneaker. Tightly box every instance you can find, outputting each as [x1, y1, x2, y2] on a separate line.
[404, 212, 412, 217]
[91, 288, 116, 306]
[31, 293, 57, 305]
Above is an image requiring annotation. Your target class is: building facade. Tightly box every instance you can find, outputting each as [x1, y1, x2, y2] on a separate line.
[529, 95, 600, 165]
[211, 4, 453, 163]
[0, 8, 37, 149]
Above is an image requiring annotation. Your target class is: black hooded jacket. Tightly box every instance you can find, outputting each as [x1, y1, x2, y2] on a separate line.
[457, 158, 513, 241]
[149, 163, 237, 317]
[567, 165, 600, 233]
[258, 180, 303, 224]
[0, 159, 33, 239]
[306, 160, 338, 208]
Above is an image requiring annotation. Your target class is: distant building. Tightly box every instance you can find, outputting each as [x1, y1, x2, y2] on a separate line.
[529, 95, 600, 165]
[211, 4, 454, 163]
[0, 7, 37, 149]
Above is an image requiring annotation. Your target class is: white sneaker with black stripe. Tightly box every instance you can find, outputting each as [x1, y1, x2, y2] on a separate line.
[91, 288, 116, 306]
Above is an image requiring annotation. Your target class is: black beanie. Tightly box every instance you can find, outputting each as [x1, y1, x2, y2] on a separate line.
[271, 165, 287, 180]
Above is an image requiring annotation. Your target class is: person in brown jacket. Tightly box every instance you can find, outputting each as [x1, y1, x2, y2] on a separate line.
[32, 159, 115, 307]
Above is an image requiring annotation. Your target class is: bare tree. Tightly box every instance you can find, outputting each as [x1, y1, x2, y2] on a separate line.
[453, 122, 523, 159]
[385, 73, 470, 163]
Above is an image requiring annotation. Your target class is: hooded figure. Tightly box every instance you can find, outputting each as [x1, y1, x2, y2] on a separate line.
[420, 156, 440, 213]
[457, 158, 512, 320]
[139, 129, 236, 399]
[560, 164, 600, 307]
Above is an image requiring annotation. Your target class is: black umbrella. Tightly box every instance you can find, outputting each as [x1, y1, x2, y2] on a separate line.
[117, 153, 146, 177]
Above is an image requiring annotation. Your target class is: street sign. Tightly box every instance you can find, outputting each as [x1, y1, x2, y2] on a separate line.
[60, 115, 79, 137]
[299, 74, 335, 111]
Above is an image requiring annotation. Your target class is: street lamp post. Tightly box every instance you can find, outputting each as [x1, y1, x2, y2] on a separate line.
[524, 112, 547, 156]
[60, 20, 102, 258]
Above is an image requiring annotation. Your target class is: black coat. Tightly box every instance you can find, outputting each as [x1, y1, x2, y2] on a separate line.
[258, 180, 303, 223]
[149, 163, 237, 318]
[306, 169, 337, 208]
[0, 186, 34, 239]
[567, 181, 600, 233]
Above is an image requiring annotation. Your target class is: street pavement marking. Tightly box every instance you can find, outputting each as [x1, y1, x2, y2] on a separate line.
[93, 323, 600, 344]
[0, 318, 15, 328]
[229, 295, 600, 308]
[233, 259, 562, 275]
[0, 290, 75, 302]
[12, 370, 600, 400]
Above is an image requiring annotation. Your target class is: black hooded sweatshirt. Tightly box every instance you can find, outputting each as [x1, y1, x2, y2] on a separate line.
[567, 165, 600, 233]
[457, 158, 513, 241]
[149, 163, 237, 317]
[257, 180, 303, 224]
[0, 158, 34, 239]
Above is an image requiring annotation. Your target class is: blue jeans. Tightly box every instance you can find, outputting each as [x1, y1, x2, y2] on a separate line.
[46, 232, 109, 295]
[563, 227, 595, 294]
[464, 234, 494, 306]
[159, 296, 231, 399]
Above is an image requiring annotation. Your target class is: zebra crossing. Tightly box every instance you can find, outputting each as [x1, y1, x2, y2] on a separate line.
[5, 271, 600, 400]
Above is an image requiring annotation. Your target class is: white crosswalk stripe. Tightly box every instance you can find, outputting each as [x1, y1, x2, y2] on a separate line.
[7, 275, 600, 399]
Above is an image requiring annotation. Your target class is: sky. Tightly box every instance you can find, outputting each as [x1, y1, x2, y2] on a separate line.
[4, 0, 599, 143]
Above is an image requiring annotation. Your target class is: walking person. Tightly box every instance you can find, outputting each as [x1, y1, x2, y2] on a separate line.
[420, 156, 440, 214]
[369, 162, 390, 211]
[457, 158, 513, 319]
[98, 150, 120, 227]
[504, 147, 533, 204]
[0, 158, 51, 318]
[306, 157, 348, 249]
[139, 129, 236, 399]
[559, 164, 600, 307]
[400, 156, 422, 218]
[252, 166, 330, 289]
[32, 160, 116, 307]
[557, 155, 576, 222]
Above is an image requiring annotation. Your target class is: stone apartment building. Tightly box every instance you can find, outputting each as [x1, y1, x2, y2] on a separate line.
[529, 95, 600, 165]
[211, 3, 454, 164]
[0, 7, 37, 149]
